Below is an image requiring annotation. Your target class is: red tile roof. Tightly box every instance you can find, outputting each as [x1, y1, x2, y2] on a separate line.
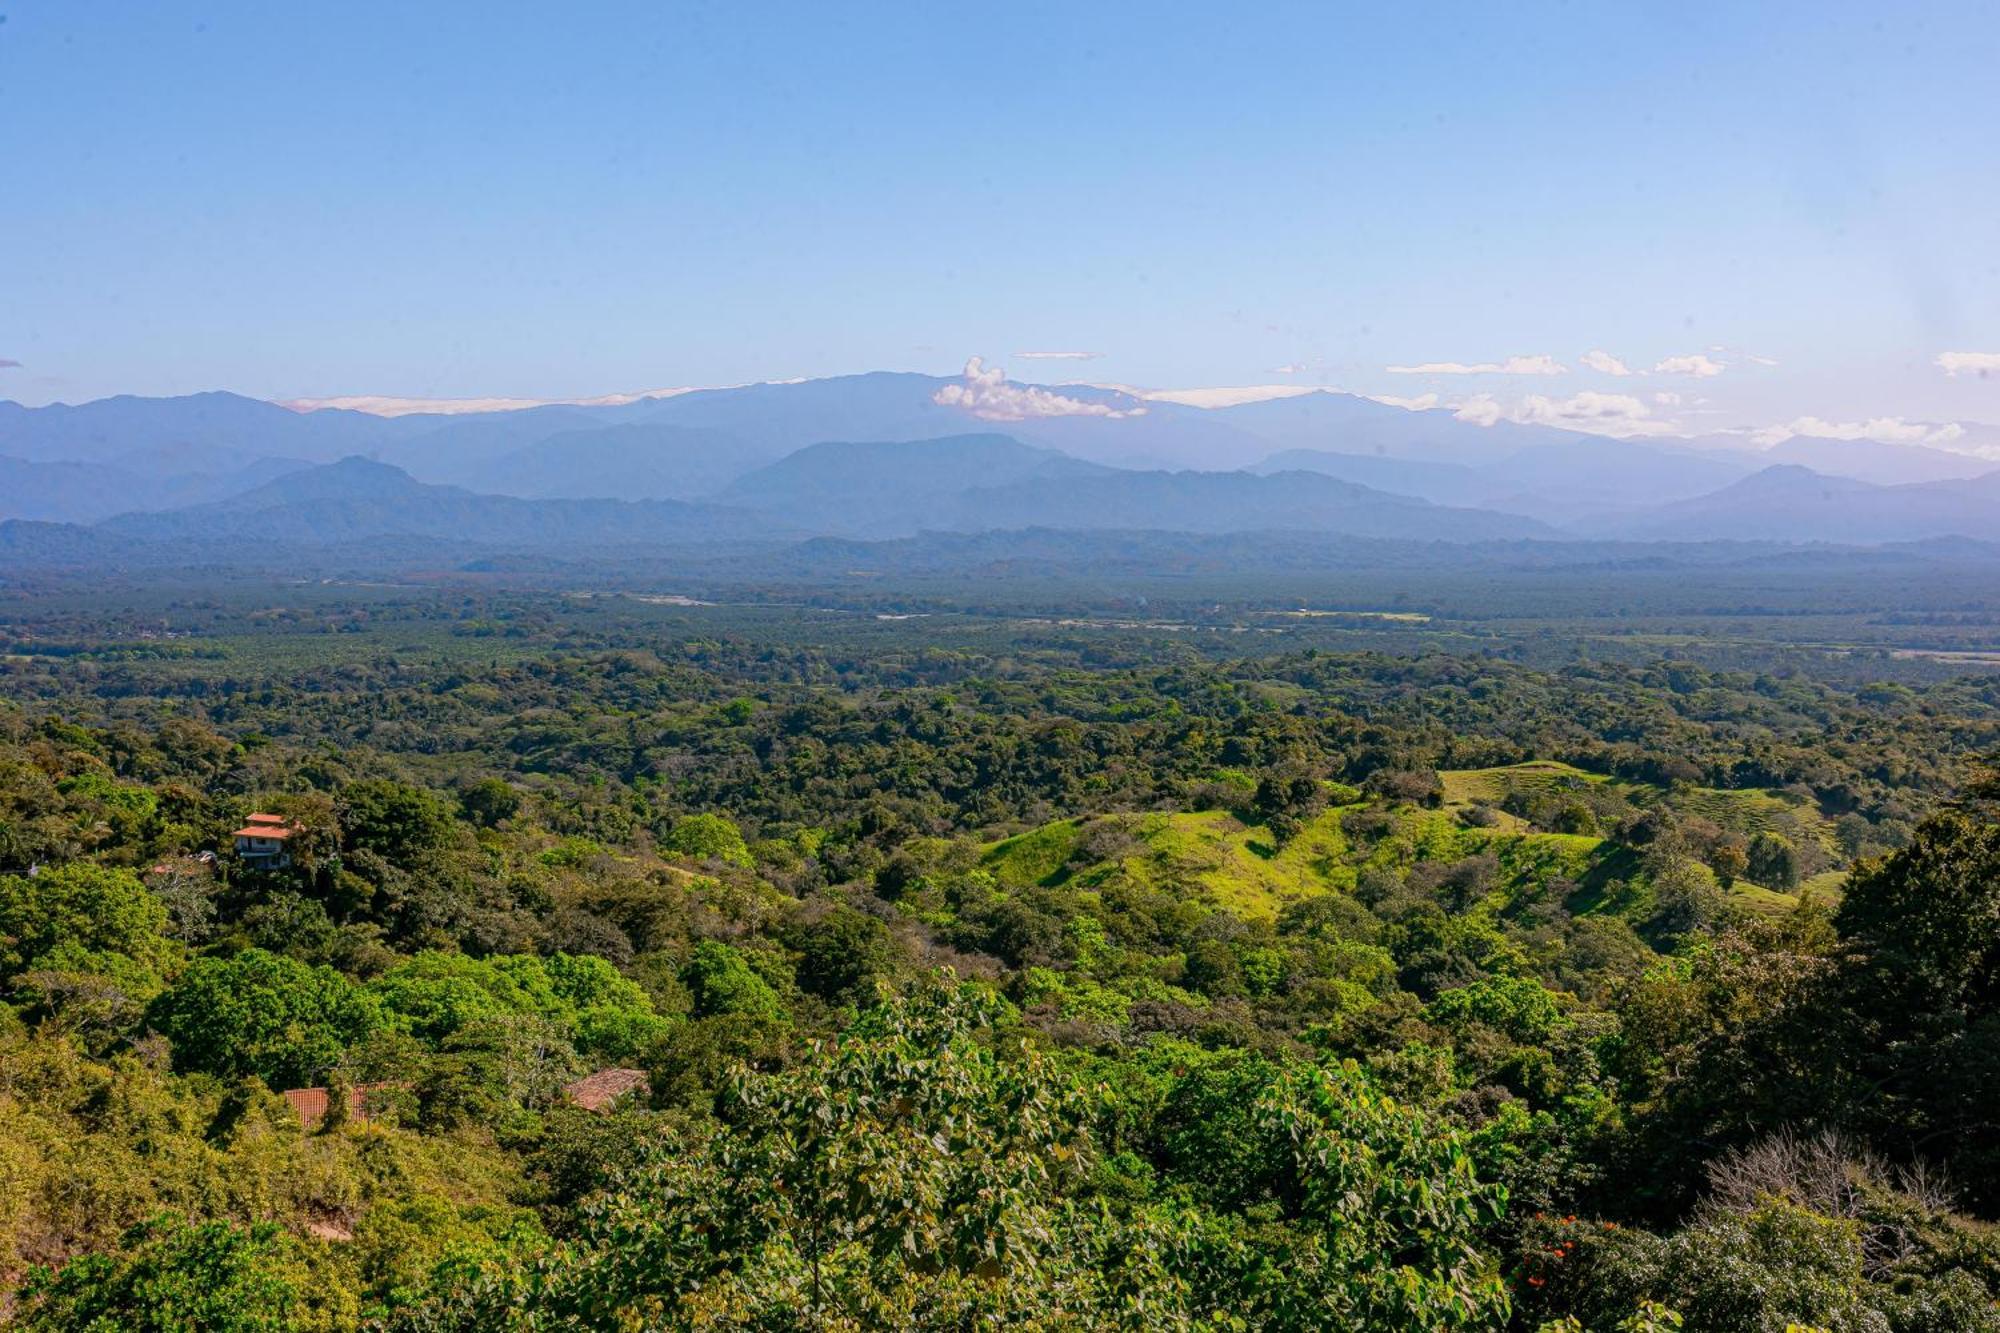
[233, 824, 296, 840]
[564, 1067, 649, 1112]
[281, 1083, 389, 1129]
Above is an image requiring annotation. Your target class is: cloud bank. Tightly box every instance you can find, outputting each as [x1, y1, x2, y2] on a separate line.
[1752, 416, 1967, 448]
[1387, 354, 1566, 376]
[1367, 392, 1439, 412]
[1937, 351, 2000, 377]
[1579, 350, 1632, 376]
[282, 387, 702, 417]
[1142, 385, 1316, 409]
[1454, 390, 1671, 438]
[1654, 353, 1725, 377]
[933, 357, 1145, 420]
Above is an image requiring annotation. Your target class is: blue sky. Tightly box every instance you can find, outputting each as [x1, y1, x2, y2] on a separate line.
[3, 1, 1997, 444]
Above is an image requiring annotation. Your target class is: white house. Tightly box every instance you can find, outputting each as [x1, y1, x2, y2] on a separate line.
[232, 812, 299, 868]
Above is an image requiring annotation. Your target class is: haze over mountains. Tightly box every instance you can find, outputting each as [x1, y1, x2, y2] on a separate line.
[3, 370, 1999, 568]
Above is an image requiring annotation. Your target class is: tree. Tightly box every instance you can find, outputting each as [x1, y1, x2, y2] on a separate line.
[368, 950, 667, 1063]
[549, 951, 672, 1060]
[1365, 767, 1445, 808]
[1149, 1047, 1286, 1207]
[339, 779, 457, 867]
[1554, 801, 1600, 836]
[1248, 1060, 1510, 1328]
[393, 981, 1107, 1327]
[1648, 856, 1725, 938]
[1254, 764, 1327, 843]
[1707, 842, 1748, 890]
[660, 812, 753, 868]
[368, 951, 545, 1045]
[1520, 1199, 2000, 1333]
[457, 777, 522, 829]
[682, 940, 787, 1022]
[1833, 810, 2000, 1208]
[1183, 937, 1247, 999]
[15, 1216, 304, 1332]
[782, 904, 896, 1007]
[395, 981, 1512, 1329]
[0, 864, 173, 980]
[1605, 914, 1844, 1214]
[1746, 832, 1802, 891]
[436, 1012, 579, 1113]
[146, 948, 383, 1087]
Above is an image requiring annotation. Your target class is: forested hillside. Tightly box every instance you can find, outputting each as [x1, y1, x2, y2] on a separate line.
[3, 598, 2000, 1329]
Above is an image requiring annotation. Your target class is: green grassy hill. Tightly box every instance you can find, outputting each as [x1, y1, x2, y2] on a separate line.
[1441, 761, 1841, 868]
[985, 769, 1833, 928]
[1440, 760, 1610, 809]
[982, 807, 1357, 919]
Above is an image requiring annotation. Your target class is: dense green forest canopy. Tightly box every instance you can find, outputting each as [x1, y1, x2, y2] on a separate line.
[2, 585, 2000, 1329]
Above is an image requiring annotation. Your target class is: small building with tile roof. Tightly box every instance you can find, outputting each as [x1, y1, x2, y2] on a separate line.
[233, 813, 299, 868]
[281, 1082, 391, 1130]
[563, 1067, 650, 1112]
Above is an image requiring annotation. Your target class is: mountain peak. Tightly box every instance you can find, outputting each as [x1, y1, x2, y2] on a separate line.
[297, 453, 421, 486]
[214, 454, 429, 510]
[1726, 463, 1877, 495]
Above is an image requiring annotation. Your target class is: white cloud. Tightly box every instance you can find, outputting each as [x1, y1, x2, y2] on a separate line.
[1452, 395, 1506, 427]
[282, 387, 701, 417]
[1366, 392, 1439, 412]
[1653, 353, 1725, 377]
[1270, 362, 1306, 375]
[933, 357, 1146, 420]
[1652, 391, 1683, 406]
[1386, 354, 1567, 376]
[1746, 354, 1780, 367]
[1936, 351, 2000, 377]
[1751, 416, 1967, 448]
[1142, 385, 1317, 408]
[1014, 350, 1101, 361]
[1580, 349, 1633, 376]
[1453, 390, 1676, 438]
[1524, 391, 1656, 426]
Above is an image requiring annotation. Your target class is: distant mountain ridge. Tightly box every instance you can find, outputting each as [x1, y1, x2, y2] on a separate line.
[1250, 451, 1495, 506]
[715, 434, 1112, 535]
[954, 467, 1555, 540]
[479, 424, 773, 501]
[0, 451, 311, 524]
[1580, 464, 2000, 543]
[715, 435, 1554, 540]
[5, 377, 1999, 546]
[99, 456, 779, 547]
[1254, 441, 1756, 519]
[1760, 435, 1996, 485]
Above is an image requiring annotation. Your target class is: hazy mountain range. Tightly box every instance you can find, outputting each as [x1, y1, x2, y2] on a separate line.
[3, 373, 1998, 567]
[1572, 464, 2000, 544]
